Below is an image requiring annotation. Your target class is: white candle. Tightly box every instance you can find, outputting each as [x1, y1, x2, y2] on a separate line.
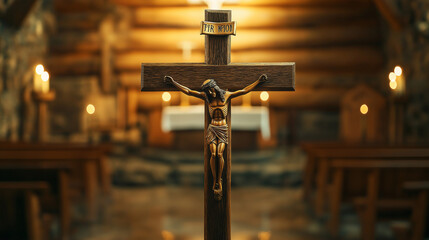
[41, 71, 50, 93]
[391, 66, 406, 96]
[34, 64, 44, 92]
[395, 75, 406, 95]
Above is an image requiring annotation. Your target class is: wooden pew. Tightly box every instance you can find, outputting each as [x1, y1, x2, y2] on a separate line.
[0, 148, 103, 223]
[301, 141, 427, 202]
[0, 181, 50, 240]
[0, 142, 113, 195]
[0, 167, 71, 240]
[301, 146, 429, 216]
[329, 159, 429, 239]
[402, 181, 429, 240]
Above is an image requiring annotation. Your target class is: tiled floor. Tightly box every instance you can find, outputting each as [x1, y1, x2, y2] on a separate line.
[71, 186, 331, 240]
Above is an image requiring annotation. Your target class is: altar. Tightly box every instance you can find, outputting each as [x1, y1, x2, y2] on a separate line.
[161, 105, 270, 151]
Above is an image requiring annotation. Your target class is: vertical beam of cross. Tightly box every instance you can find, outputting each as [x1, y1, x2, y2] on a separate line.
[203, 10, 231, 240]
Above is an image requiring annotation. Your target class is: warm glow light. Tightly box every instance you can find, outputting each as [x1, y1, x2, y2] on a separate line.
[204, 0, 224, 9]
[35, 64, 44, 75]
[162, 92, 171, 102]
[258, 231, 271, 240]
[390, 80, 397, 90]
[41, 71, 49, 82]
[360, 104, 368, 115]
[394, 66, 403, 76]
[388, 72, 396, 82]
[260, 91, 269, 102]
[86, 104, 95, 115]
[161, 230, 174, 240]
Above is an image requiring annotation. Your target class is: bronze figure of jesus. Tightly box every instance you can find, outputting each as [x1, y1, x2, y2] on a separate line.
[165, 74, 267, 200]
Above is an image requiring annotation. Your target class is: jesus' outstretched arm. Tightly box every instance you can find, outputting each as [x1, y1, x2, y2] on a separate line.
[164, 76, 205, 100]
[228, 74, 268, 99]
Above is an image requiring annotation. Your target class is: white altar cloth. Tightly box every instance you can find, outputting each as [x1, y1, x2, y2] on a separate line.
[161, 105, 270, 139]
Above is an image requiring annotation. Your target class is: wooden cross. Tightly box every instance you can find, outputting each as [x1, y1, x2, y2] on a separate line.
[141, 10, 295, 240]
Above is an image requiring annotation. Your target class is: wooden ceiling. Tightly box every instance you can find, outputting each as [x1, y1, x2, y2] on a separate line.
[49, 0, 384, 109]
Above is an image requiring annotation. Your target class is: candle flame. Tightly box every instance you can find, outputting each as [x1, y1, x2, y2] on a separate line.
[162, 92, 171, 102]
[360, 104, 368, 115]
[260, 91, 269, 102]
[86, 104, 95, 115]
[35, 64, 44, 75]
[41, 71, 49, 82]
[394, 66, 402, 76]
[388, 72, 396, 82]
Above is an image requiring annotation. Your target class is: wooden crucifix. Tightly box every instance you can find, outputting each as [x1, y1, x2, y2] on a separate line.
[141, 10, 295, 240]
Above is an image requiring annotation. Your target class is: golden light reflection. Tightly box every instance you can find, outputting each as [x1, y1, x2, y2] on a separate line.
[86, 104, 95, 115]
[260, 91, 269, 102]
[162, 92, 172, 102]
[389, 80, 397, 90]
[388, 72, 396, 82]
[161, 230, 174, 240]
[258, 231, 271, 240]
[360, 104, 368, 115]
[394, 66, 403, 76]
[35, 64, 44, 75]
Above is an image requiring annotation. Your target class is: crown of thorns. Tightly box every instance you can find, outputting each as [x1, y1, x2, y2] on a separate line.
[201, 79, 217, 90]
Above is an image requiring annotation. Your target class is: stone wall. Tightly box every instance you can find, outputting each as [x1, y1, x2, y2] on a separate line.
[0, 0, 52, 140]
[384, 0, 429, 143]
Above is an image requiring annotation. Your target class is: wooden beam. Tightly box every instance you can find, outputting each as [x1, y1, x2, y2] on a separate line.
[53, 0, 105, 13]
[116, 47, 383, 72]
[113, 0, 372, 7]
[133, 6, 376, 28]
[57, 13, 103, 31]
[373, 0, 404, 31]
[117, 22, 380, 51]
[120, 71, 377, 89]
[100, 18, 114, 92]
[141, 63, 295, 91]
[48, 53, 100, 76]
[50, 32, 101, 53]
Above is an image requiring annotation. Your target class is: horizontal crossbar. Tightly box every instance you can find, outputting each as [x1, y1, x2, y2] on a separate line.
[141, 63, 295, 91]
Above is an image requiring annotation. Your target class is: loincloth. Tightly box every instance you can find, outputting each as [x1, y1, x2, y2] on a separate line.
[206, 124, 228, 144]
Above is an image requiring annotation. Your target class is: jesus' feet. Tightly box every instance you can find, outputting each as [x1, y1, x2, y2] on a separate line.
[214, 189, 222, 201]
[213, 182, 223, 201]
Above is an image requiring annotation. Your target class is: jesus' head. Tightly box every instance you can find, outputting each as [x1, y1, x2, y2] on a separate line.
[201, 79, 226, 102]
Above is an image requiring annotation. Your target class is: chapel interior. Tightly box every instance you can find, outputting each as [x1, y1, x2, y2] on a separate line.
[1, 0, 429, 240]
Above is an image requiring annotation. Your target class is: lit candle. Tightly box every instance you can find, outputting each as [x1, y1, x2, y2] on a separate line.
[394, 66, 405, 95]
[33, 64, 44, 92]
[41, 71, 50, 93]
[390, 66, 405, 96]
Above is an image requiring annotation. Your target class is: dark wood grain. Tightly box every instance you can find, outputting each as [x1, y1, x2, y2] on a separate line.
[205, 10, 231, 65]
[141, 63, 295, 91]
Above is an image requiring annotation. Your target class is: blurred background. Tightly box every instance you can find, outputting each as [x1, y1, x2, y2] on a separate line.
[1, 0, 429, 239]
